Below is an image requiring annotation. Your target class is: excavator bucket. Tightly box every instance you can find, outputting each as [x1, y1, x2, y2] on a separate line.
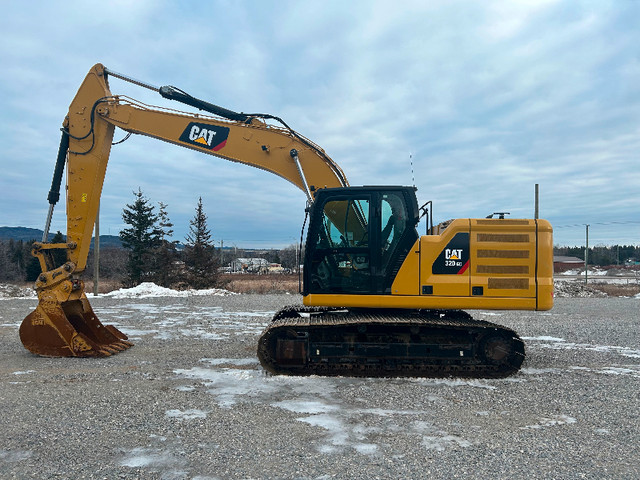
[19, 293, 132, 357]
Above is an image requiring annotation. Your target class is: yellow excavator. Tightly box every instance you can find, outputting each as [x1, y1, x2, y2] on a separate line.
[19, 63, 553, 378]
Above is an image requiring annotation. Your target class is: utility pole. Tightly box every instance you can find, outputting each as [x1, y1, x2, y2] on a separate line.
[93, 202, 100, 296]
[584, 224, 589, 285]
[534, 184, 539, 219]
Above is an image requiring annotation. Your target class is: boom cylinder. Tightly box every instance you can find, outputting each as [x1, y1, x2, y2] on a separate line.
[158, 86, 250, 122]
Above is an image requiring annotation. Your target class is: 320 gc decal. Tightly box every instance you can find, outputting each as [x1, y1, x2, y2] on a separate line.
[432, 232, 470, 275]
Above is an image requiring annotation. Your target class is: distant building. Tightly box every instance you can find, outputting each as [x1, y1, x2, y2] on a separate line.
[554, 256, 584, 272]
[229, 258, 286, 274]
[267, 263, 285, 274]
[231, 257, 269, 273]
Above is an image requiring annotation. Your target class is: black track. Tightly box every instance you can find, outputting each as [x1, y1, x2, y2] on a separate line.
[257, 306, 525, 378]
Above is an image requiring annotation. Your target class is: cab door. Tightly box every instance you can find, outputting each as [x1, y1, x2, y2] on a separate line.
[306, 195, 373, 294]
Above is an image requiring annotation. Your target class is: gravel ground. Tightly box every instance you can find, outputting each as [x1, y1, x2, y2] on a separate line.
[0, 294, 638, 479]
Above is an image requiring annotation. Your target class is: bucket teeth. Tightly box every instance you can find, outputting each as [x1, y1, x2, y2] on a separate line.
[110, 342, 130, 352]
[19, 294, 133, 358]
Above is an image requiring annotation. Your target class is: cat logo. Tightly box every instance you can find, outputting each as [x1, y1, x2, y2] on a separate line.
[179, 123, 230, 151]
[432, 233, 470, 275]
[445, 249, 463, 260]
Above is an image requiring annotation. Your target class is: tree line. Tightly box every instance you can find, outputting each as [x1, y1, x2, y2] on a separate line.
[554, 245, 640, 266]
[119, 189, 221, 288]
[0, 189, 301, 287]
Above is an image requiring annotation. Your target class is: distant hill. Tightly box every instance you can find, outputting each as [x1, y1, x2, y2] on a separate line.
[0, 226, 123, 249]
[0, 226, 53, 242]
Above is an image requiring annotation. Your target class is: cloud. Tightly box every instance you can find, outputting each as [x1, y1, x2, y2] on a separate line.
[0, 0, 638, 247]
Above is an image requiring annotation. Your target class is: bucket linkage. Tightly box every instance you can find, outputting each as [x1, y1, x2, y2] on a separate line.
[19, 249, 132, 357]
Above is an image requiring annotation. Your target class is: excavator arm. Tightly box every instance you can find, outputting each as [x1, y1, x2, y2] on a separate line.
[61, 63, 348, 271]
[20, 63, 348, 357]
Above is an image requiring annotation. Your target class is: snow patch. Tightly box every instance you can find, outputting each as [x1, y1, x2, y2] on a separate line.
[92, 301, 272, 341]
[553, 281, 607, 298]
[408, 377, 497, 390]
[177, 328, 226, 340]
[98, 282, 235, 298]
[570, 366, 640, 378]
[600, 367, 639, 376]
[120, 447, 177, 467]
[524, 337, 640, 359]
[176, 385, 196, 392]
[0, 284, 36, 299]
[521, 367, 563, 375]
[0, 449, 33, 462]
[298, 414, 349, 448]
[118, 327, 159, 338]
[413, 421, 472, 450]
[422, 435, 472, 451]
[165, 409, 208, 420]
[201, 358, 258, 367]
[353, 443, 379, 454]
[523, 336, 566, 342]
[273, 400, 340, 414]
[558, 267, 617, 276]
[174, 359, 482, 455]
[174, 366, 280, 408]
[521, 415, 576, 430]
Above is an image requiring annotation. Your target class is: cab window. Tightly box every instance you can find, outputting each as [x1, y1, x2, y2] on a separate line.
[308, 198, 371, 293]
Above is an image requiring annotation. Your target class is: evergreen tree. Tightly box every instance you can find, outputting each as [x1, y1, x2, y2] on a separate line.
[183, 197, 218, 288]
[153, 202, 179, 287]
[50, 231, 67, 269]
[119, 188, 161, 286]
[0, 240, 20, 281]
[24, 240, 42, 282]
[10, 239, 25, 272]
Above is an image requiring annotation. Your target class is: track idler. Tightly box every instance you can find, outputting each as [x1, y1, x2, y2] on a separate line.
[19, 275, 132, 357]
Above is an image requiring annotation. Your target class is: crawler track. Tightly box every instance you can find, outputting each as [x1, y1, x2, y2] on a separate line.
[257, 306, 525, 378]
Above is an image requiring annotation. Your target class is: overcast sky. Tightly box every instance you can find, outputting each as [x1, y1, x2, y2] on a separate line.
[1, 0, 638, 248]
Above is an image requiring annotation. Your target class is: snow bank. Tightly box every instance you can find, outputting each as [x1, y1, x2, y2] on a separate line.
[559, 267, 640, 277]
[558, 268, 607, 276]
[0, 284, 36, 299]
[96, 282, 235, 298]
[553, 281, 607, 298]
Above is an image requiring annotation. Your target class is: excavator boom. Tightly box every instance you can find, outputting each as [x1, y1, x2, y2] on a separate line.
[20, 63, 348, 357]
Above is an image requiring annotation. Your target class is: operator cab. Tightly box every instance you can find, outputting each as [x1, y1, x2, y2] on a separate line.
[303, 186, 419, 295]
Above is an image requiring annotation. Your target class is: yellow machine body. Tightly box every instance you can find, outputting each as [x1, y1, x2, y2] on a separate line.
[304, 218, 553, 311]
[19, 63, 553, 365]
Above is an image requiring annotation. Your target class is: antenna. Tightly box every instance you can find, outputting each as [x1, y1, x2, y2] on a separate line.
[410, 153, 415, 187]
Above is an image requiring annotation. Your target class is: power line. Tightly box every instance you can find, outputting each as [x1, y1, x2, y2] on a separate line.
[554, 220, 640, 228]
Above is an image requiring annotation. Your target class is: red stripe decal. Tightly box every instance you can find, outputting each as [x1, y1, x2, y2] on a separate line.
[212, 140, 227, 151]
[457, 260, 469, 274]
